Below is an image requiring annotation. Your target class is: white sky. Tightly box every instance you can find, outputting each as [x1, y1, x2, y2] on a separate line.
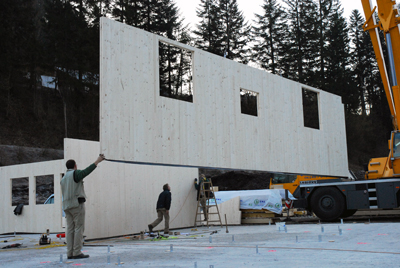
[175, 0, 374, 29]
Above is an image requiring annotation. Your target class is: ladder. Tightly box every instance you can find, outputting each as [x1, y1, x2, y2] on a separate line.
[194, 178, 223, 227]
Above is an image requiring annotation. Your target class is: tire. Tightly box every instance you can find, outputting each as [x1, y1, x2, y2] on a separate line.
[340, 209, 357, 218]
[310, 187, 346, 221]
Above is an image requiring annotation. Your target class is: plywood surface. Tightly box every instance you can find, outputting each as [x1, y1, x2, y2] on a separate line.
[0, 160, 65, 234]
[100, 18, 349, 176]
[64, 139, 199, 239]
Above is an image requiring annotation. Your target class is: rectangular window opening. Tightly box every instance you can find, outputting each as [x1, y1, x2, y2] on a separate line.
[12, 177, 29, 206]
[302, 88, 320, 129]
[35, 175, 54, 205]
[159, 41, 193, 102]
[240, 89, 258, 117]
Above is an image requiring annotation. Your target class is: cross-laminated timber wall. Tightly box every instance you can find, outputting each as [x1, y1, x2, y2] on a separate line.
[100, 18, 349, 176]
[0, 160, 65, 234]
[0, 139, 202, 239]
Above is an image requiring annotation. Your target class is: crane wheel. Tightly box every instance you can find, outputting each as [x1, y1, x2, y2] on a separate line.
[310, 187, 345, 221]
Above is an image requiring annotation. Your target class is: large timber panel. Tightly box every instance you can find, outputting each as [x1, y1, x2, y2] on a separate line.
[100, 18, 348, 176]
[64, 139, 199, 239]
[0, 160, 65, 234]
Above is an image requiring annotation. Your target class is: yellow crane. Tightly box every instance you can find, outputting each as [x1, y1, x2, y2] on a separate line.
[362, 0, 400, 179]
[269, 0, 400, 221]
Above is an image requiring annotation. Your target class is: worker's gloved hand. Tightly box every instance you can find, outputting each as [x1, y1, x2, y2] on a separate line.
[194, 178, 197, 183]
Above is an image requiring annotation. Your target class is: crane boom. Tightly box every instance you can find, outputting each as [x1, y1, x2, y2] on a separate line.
[361, 0, 399, 129]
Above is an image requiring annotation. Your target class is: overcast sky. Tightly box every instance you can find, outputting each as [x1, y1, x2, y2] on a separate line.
[175, 0, 374, 29]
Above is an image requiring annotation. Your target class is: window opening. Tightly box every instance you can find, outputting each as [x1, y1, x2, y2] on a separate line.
[12, 177, 29, 206]
[35, 175, 54, 205]
[159, 41, 193, 102]
[240, 89, 258, 116]
[302, 88, 320, 129]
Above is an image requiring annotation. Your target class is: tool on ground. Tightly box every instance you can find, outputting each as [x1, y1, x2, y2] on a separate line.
[39, 229, 51, 245]
[1, 243, 23, 249]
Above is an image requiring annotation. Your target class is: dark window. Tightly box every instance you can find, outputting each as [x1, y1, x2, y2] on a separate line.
[35, 175, 54, 205]
[12, 177, 29, 206]
[240, 89, 258, 116]
[159, 41, 193, 102]
[302, 88, 320, 129]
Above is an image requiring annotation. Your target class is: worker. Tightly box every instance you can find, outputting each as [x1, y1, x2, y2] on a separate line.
[60, 154, 105, 259]
[194, 174, 213, 221]
[148, 183, 172, 236]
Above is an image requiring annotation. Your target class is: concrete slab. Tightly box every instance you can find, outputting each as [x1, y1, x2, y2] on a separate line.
[1, 222, 399, 267]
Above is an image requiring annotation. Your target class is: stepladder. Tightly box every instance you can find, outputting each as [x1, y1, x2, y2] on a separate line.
[194, 178, 223, 228]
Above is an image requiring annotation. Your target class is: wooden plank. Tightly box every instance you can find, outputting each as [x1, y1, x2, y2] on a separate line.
[354, 209, 400, 216]
[241, 218, 275, 224]
[242, 213, 276, 218]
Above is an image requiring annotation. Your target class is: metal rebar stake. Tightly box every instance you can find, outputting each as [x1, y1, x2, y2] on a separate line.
[232, 235, 235, 242]
[170, 244, 173, 252]
[321, 226, 324, 233]
[59, 254, 63, 264]
[318, 235, 322, 242]
[107, 255, 110, 265]
[296, 236, 298, 243]
[209, 236, 212, 243]
[225, 214, 229, 233]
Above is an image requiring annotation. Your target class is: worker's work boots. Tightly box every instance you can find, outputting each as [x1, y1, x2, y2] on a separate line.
[72, 253, 89, 259]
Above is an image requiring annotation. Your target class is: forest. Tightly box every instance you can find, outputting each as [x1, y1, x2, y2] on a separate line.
[0, 0, 394, 168]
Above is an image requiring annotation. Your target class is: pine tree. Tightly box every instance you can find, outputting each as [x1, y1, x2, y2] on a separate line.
[348, 9, 377, 115]
[313, 0, 333, 89]
[281, 0, 319, 84]
[323, 0, 352, 102]
[193, 0, 223, 55]
[251, 0, 287, 74]
[218, 0, 250, 63]
[194, 0, 250, 63]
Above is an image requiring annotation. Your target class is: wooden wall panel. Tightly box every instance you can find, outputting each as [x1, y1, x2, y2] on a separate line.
[1, 139, 254, 238]
[100, 18, 349, 176]
[0, 160, 65, 234]
[209, 196, 241, 225]
[64, 139, 199, 239]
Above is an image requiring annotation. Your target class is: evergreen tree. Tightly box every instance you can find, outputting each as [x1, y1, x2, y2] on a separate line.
[313, 0, 333, 89]
[194, 0, 250, 63]
[193, 0, 224, 55]
[0, 0, 44, 119]
[281, 0, 319, 84]
[348, 9, 377, 115]
[218, 0, 250, 63]
[251, 0, 287, 74]
[43, 0, 99, 138]
[346, 9, 392, 164]
[323, 0, 352, 102]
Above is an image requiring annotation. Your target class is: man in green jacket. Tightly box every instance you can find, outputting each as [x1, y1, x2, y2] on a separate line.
[60, 154, 105, 259]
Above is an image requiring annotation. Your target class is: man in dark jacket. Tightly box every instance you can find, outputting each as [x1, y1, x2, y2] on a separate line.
[148, 184, 171, 235]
